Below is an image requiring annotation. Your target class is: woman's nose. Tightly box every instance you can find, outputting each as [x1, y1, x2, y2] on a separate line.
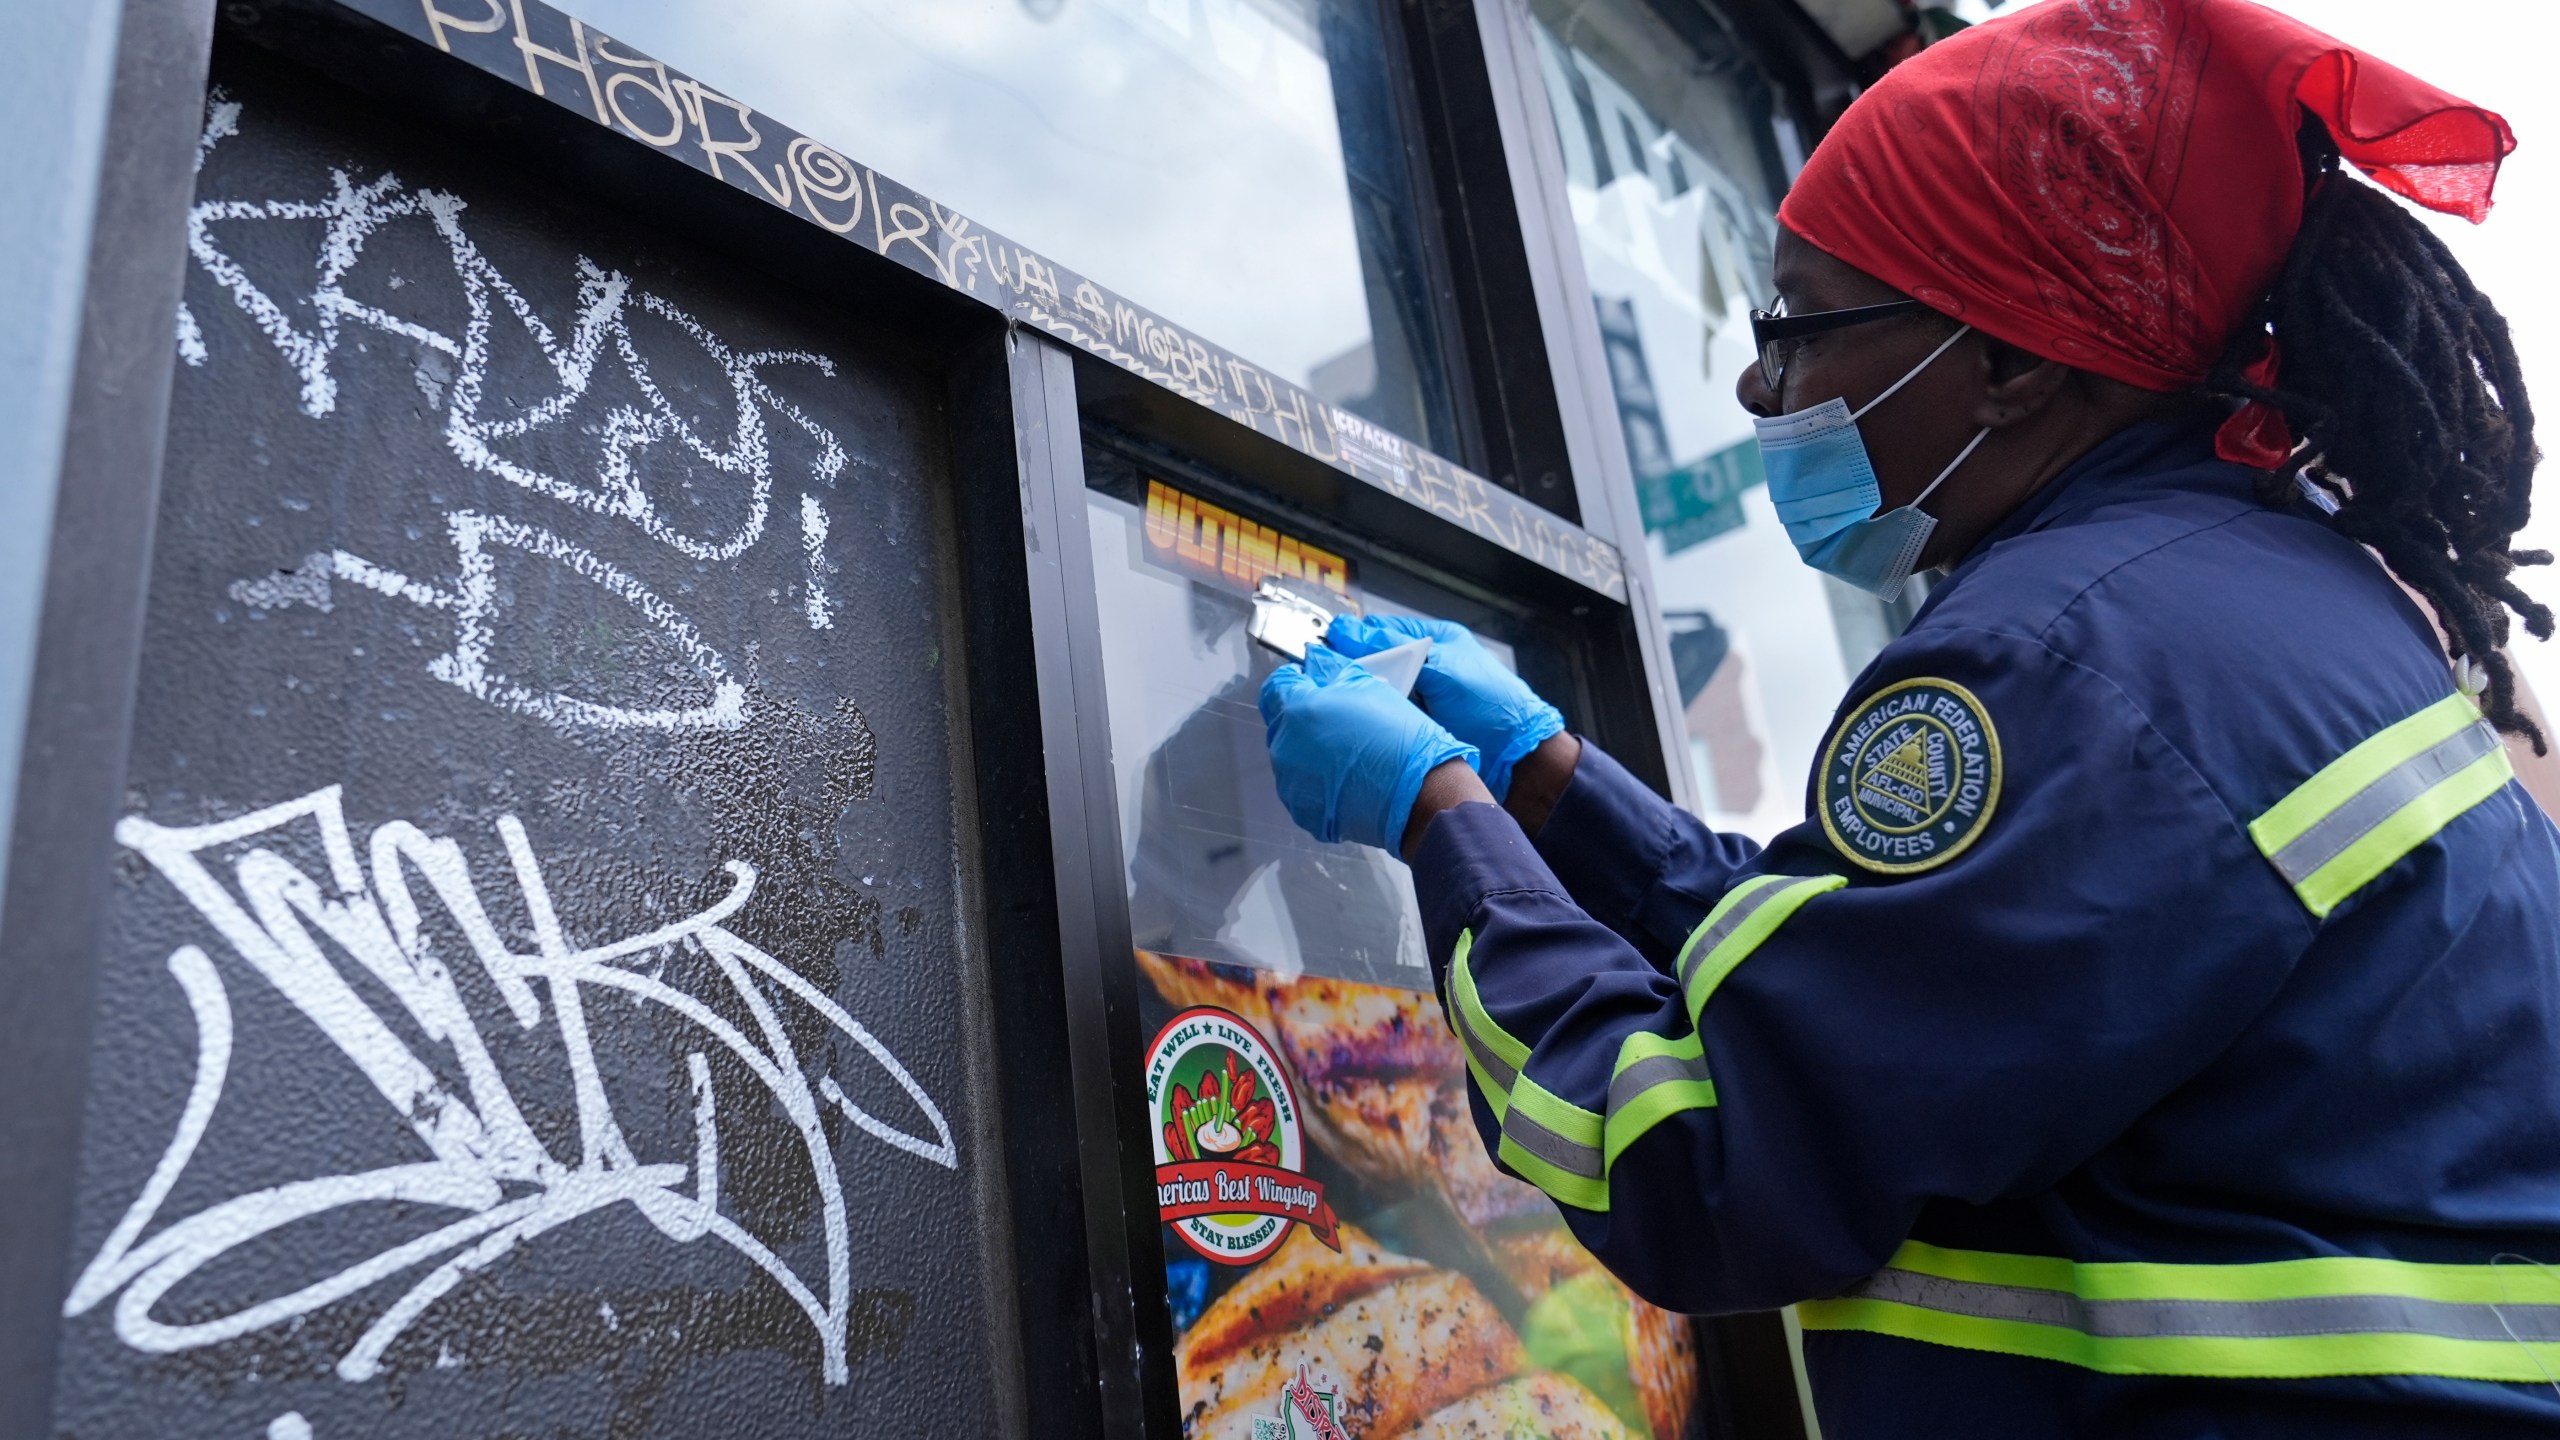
[1735, 358, 1778, 418]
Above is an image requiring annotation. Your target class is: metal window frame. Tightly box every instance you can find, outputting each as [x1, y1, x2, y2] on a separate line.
[1440, 0, 1707, 816]
[0, 0, 1836, 1434]
[1430, 2, 1848, 1433]
[0, 0, 216, 1431]
[1046, 340, 1735, 1439]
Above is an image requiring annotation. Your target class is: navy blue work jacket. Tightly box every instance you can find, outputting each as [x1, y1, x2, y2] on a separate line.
[1412, 417, 2560, 1436]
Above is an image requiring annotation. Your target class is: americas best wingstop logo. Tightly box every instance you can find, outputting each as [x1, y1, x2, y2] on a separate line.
[1146, 1007, 1339, 1265]
[1818, 677, 2001, 874]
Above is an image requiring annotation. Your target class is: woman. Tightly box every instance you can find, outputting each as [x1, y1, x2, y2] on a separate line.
[1257, 0, 2560, 1433]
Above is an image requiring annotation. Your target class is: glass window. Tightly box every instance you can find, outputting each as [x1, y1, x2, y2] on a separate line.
[559, 0, 1460, 457]
[1080, 455, 1539, 987]
[1078, 451, 1709, 1437]
[1531, 0, 1910, 838]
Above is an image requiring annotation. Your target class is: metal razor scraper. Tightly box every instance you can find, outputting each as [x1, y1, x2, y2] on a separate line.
[1246, 578, 1430, 698]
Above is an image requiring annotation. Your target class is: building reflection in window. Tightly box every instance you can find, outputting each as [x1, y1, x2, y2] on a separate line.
[560, 0, 1458, 456]
[1532, 0, 1909, 838]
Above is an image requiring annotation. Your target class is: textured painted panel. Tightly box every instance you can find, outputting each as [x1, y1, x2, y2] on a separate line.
[49, 53, 1010, 1440]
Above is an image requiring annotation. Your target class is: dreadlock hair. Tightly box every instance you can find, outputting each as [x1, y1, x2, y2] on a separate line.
[2208, 118, 2553, 751]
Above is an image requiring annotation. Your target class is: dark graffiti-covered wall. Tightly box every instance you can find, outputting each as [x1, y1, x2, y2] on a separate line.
[49, 51, 1017, 1440]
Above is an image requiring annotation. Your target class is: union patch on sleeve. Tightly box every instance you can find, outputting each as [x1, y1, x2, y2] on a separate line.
[1817, 677, 2002, 874]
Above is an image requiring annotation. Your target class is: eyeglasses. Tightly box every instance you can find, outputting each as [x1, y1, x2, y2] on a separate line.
[1750, 296, 1929, 390]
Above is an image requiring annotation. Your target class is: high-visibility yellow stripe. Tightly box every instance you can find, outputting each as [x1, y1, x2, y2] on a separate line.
[1498, 1073, 1606, 1211]
[2249, 694, 2514, 918]
[2252, 695, 2479, 851]
[1508, 1070, 1602, 1147]
[1448, 929, 1527, 1121]
[1457, 875, 1840, 1215]
[1604, 1029, 1715, 1172]
[1882, 1238, 2560, 1305]
[2291, 744, 2511, 917]
[1669, 874, 1789, 981]
[1797, 1298, 2560, 1382]
[1679, 875, 1844, 1024]
[1611, 1027, 1703, 1078]
[1799, 1240, 2560, 1381]
[1523, 875, 1841, 1210]
[1589, 875, 1843, 1186]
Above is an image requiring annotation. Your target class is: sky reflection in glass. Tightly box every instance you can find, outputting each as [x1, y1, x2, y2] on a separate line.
[562, 0, 1454, 454]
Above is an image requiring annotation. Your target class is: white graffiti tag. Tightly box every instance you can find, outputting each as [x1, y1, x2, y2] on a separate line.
[326, 510, 750, 731]
[185, 99, 848, 730]
[67, 787, 955, 1384]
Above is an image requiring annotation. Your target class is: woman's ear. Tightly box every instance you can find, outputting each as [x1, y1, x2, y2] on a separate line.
[1973, 339, 2073, 428]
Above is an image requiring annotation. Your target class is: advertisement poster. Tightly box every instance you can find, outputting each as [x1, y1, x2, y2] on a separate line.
[1087, 461, 1701, 1439]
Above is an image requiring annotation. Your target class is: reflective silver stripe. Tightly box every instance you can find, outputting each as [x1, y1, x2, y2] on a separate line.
[1845, 1265, 2560, 1345]
[1676, 880, 1791, 991]
[1455, 1007, 1519, 1095]
[1606, 1050, 1711, 1121]
[2269, 721, 2501, 886]
[1502, 1104, 1603, 1179]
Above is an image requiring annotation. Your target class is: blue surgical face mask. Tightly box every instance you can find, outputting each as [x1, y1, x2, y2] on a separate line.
[1753, 325, 1990, 601]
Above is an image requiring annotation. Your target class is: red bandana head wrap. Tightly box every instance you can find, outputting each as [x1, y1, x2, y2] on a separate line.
[1776, 0, 2515, 468]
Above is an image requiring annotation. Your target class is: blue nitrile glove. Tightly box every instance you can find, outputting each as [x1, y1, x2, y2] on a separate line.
[1326, 614, 1564, 801]
[1259, 644, 1479, 850]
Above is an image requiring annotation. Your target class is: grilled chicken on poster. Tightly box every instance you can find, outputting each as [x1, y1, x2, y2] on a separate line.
[1140, 952, 1698, 1439]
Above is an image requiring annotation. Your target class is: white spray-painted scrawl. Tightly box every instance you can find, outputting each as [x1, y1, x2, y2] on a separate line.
[325, 510, 749, 732]
[69, 786, 956, 1384]
[183, 96, 852, 730]
[173, 85, 243, 369]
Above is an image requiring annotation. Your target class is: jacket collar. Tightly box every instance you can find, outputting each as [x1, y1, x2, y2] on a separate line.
[1920, 411, 2238, 610]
